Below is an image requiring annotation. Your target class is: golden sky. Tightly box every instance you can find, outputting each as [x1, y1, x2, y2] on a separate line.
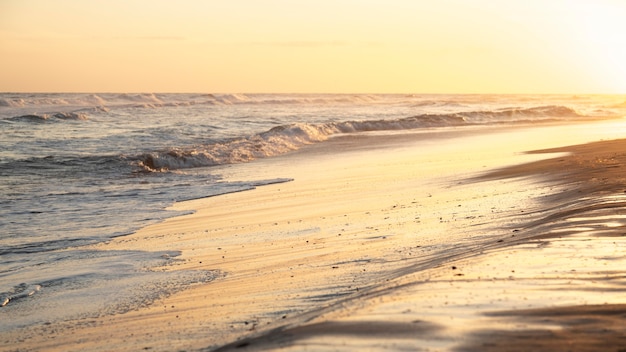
[1, 0, 626, 93]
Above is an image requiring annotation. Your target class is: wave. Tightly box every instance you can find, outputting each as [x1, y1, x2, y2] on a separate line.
[449, 105, 582, 122]
[0, 103, 595, 172]
[136, 116, 465, 171]
[0, 93, 156, 109]
[0, 93, 398, 109]
[138, 123, 335, 170]
[4, 94, 626, 115]
[209, 94, 384, 106]
[0, 94, 107, 107]
[6, 111, 89, 123]
[116, 93, 163, 104]
[0, 98, 26, 107]
[212, 93, 252, 104]
[137, 105, 586, 171]
[80, 93, 390, 108]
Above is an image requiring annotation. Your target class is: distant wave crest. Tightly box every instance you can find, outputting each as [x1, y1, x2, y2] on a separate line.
[7, 112, 89, 122]
[0, 94, 597, 116]
[0, 98, 26, 108]
[0, 93, 395, 109]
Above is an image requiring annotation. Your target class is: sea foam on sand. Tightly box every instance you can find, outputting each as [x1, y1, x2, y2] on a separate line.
[4, 120, 626, 352]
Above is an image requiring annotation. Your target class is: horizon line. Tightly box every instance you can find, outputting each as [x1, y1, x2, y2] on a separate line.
[2, 91, 625, 96]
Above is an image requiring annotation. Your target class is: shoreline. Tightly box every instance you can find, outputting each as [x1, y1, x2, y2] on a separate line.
[219, 131, 626, 351]
[4, 121, 626, 351]
[219, 129, 626, 351]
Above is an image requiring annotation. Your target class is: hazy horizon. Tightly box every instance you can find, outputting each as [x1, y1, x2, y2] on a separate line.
[2, 91, 625, 95]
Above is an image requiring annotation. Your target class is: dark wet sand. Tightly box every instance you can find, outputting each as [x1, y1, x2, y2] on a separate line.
[455, 139, 626, 352]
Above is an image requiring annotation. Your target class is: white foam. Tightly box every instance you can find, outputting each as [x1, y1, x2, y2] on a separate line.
[136, 104, 595, 171]
[0, 98, 25, 108]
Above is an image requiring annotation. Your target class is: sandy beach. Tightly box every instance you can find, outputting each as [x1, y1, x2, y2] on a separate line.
[4, 120, 626, 352]
[5, 1, 626, 350]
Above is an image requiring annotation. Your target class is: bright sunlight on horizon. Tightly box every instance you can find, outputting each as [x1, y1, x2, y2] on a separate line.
[1, 0, 626, 94]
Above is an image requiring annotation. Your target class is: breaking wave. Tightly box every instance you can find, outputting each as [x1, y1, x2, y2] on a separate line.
[0, 94, 107, 108]
[0, 98, 26, 108]
[1, 104, 589, 172]
[138, 105, 585, 171]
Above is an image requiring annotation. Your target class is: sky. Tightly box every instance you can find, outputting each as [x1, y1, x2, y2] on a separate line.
[1, 0, 626, 94]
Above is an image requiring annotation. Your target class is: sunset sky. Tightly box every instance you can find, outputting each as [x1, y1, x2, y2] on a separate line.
[2, 0, 626, 94]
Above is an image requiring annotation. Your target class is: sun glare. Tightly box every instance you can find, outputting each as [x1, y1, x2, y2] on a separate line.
[574, 1, 626, 92]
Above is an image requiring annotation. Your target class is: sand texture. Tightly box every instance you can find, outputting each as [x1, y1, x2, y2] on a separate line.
[3, 122, 626, 351]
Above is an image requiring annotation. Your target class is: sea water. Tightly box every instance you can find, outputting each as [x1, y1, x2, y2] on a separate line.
[1, 93, 624, 330]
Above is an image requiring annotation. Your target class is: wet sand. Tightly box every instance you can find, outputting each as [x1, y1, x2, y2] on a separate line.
[216, 129, 626, 352]
[4, 121, 626, 351]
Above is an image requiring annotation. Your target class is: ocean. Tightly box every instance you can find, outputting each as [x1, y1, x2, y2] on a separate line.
[1, 93, 625, 331]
